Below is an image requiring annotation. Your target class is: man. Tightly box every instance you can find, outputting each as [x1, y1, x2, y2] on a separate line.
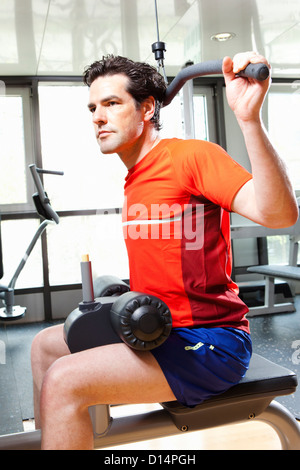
[31, 52, 298, 450]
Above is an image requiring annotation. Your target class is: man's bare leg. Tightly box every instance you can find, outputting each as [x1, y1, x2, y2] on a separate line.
[31, 324, 176, 450]
[31, 324, 71, 429]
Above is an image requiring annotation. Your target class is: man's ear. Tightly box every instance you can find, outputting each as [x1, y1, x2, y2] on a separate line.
[142, 96, 156, 122]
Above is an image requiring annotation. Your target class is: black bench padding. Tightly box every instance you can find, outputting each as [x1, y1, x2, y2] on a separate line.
[215, 353, 297, 399]
[161, 354, 297, 431]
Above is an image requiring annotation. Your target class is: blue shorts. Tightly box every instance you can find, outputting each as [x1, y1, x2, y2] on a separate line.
[151, 327, 252, 407]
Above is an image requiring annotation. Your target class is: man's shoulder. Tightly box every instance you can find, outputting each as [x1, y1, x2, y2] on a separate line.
[163, 138, 218, 152]
[162, 138, 222, 164]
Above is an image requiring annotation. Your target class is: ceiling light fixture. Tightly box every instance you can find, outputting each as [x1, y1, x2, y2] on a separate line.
[211, 32, 236, 42]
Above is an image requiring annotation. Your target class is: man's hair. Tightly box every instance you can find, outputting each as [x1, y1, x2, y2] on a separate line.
[83, 55, 167, 131]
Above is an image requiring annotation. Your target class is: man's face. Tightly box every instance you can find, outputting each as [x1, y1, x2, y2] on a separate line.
[88, 74, 145, 157]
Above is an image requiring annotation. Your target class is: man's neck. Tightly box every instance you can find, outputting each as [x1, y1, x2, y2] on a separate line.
[119, 129, 160, 170]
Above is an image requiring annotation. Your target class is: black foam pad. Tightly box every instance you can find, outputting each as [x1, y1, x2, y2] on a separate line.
[93, 275, 130, 297]
[110, 291, 172, 351]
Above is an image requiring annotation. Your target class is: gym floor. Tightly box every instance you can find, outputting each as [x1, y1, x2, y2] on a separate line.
[0, 295, 300, 450]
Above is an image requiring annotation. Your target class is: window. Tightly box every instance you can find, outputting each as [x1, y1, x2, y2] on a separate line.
[0, 86, 35, 212]
[0, 85, 40, 291]
[38, 83, 129, 285]
[267, 83, 300, 191]
[226, 80, 300, 270]
[193, 86, 217, 143]
[0, 218, 43, 288]
[265, 83, 300, 265]
[38, 83, 126, 212]
[47, 213, 127, 285]
[160, 84, 216, 142]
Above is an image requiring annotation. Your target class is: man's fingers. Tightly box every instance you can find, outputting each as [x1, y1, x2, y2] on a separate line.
[232, 51, 269, 74]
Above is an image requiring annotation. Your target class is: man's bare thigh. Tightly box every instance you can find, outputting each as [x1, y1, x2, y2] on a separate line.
[44, 339, 176, 407]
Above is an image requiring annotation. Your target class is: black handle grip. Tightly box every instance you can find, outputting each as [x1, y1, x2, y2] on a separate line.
[236, 63, 269, 81]
[163, 59, 270, 107]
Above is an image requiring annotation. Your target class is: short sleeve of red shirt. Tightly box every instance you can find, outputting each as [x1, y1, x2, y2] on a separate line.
[166, 138, 252, 211]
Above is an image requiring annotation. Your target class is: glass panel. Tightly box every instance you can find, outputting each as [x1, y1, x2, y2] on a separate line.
[267, 84, 300, 190]
[264, 84, 300, 265]
[0, 94, 27, 205]
[193, 95, 209, 141]
[38, 84, 126, 211]
[160, 95, 184, 139]
[47, 213, 129, 286]
[0, 219, 43, 289]
[267, 235, 289, 265]
[161, 87, 214, 142]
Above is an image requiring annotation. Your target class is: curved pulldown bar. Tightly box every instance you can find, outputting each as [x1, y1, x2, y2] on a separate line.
[29, 164, 63, 225]
[163, 59, 270, 107]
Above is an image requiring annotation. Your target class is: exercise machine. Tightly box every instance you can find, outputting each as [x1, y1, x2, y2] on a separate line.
[64, 255, 172, 353]
[162, 59, 269, 107]
[0, 164, 63, 321]
[0, 255, 299, 450]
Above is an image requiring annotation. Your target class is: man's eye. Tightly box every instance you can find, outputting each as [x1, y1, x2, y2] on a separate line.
[89, 107, 95, 113]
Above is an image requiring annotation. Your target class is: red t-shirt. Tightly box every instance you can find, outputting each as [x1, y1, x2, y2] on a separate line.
[122, 138, 252, 333]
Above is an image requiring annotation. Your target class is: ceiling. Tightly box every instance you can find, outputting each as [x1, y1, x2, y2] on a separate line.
[0, 0, 299, 78]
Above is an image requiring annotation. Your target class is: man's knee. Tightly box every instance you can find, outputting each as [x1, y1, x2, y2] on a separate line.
[40, 362, 63, 419]
[31, 328, 48, 363]
[40, 355, 81, 414]
[31, 325, 68, 374]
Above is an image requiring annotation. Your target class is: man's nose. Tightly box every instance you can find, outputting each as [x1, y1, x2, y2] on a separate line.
[93, 106, 107, 125]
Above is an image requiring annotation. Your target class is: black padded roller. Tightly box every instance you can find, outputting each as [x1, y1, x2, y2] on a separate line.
[110, 291, 172, 351]
[93, 275, 130, 298]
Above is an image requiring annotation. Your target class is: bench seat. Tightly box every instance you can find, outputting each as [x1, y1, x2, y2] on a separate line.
[248, 265, 300, 281]
[245, 265, 300, 316]
[161, 354, 297, 432]
[0, 354, 299, 449]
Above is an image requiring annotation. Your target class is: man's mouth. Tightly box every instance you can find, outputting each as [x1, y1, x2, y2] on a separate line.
[98, 130, 112, 138]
